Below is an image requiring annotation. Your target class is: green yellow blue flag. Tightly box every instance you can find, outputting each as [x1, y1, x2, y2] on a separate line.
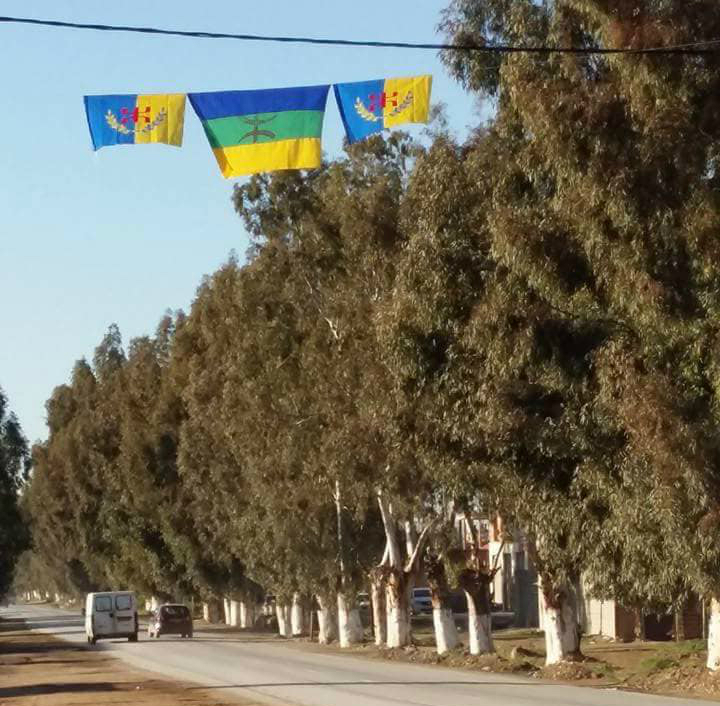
[84, 94, 186, 150]
[333, 75, 432, 144]
[188, 85, 330, 178]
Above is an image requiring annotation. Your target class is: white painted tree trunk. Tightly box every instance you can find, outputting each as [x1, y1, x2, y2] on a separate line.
[291, 593, 304, 636]
[276, 604, 292, 637]
[370, 577, 387, 646]
[150, 596, 160, 612]
[433, 606, 458, 654]
[240, 600, 254, 628]
[465, 589, 493, 654]
[337, 593, 363, 647]
[385, 579, 412, 648]
[229, 599, 240, 627]
[223, 597, 231, 624]
[203, 600, 222, 623]
[543, 592, 580, 665]
[707, 598, 720, 670]
[316, 595, 338, 644]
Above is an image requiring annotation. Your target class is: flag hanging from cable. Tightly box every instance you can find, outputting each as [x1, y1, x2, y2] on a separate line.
[84, 94, 186, 150]
[334, 75, 432, 144]
[189, 85, 330, 178]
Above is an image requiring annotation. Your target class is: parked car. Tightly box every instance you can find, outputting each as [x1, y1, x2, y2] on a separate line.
[490, 602, 515, 630]
[85, 591, 138, 645]
[411, 587, 433, 615]
[148, 603, 193, 639]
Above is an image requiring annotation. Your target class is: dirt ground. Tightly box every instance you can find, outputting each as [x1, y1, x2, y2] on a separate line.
[0, 617, 253, 706]
[357, 627, 720, 701]
[218, 615, 720, 702]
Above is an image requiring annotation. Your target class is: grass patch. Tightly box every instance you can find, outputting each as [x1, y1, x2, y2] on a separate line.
[666, 639, 706, 659]
[590, 661, 618, 679]
[639, 656, 679, 673]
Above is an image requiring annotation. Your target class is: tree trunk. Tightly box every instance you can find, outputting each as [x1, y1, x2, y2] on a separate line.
[276, 603, 292, 637]
[150, 596, 160, 612]
[337, 593, 363, 647]
[633, 606, 646, 641]
[229, 599, 240, 627]
[377, 492, 432, 649]
[240, 600, 255, 629]
[291, 592, 305, 636]
[542, 580, 581, 665]
[203, 600, 222, 623]
[465, 587, 493, 655]
[674, 608, 685, 643]
[433, 603, 458, 654]
[316, 595, 338, 644]
[707, 598, 720, 670]
[223, 597, 231, 625]
[385, 569, 412, 648]
[370, 570, 387, 646]
[427, 554, 458, 654]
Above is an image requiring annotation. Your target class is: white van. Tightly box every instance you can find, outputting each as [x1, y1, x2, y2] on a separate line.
[85, 591, 138, 645]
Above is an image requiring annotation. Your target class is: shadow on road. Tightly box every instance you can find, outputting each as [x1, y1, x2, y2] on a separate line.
[0, 682, 117, 698]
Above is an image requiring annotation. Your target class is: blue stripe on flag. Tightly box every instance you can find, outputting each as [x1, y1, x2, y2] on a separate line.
[188, 85, 330, 121]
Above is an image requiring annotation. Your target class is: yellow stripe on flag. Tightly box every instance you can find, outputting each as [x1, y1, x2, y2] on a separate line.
[383, 75, 432, 128]
[212, 138, 322, 178]
[134, 94, 186, 146]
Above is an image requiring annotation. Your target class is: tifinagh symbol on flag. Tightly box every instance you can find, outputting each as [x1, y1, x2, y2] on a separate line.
[84, 94, 186, 150]
[188, 85, 331, 178]
[334, 75, 432, 144]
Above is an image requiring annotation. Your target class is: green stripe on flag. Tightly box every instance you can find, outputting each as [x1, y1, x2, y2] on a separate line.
[203, 110, 325, 148]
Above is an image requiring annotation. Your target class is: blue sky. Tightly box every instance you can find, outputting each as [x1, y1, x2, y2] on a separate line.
[0, 1, 480, 444]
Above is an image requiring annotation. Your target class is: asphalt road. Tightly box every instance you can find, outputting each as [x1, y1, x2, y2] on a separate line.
[3, 603, 711, 706]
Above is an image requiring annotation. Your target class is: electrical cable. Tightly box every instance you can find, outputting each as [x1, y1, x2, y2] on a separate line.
[1, 15, 719, 56]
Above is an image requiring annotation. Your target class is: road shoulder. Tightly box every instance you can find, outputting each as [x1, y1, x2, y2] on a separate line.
[0, 616, 254, 706]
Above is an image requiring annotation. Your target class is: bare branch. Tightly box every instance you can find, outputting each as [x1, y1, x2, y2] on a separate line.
[490, 538, 507, 579]
[405, 517, 438, 575]
[325, 317, 340, 340]
[377, 490, 403, 568]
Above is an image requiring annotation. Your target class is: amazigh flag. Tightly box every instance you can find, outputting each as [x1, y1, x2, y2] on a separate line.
[334, 75, 432, 144]
[84, 94, 186, 150]
[188, 85, 330, 178]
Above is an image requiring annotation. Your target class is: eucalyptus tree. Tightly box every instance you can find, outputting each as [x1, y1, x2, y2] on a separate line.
[28, 357, 113, 594]
[440, 0, 720, 665]
[108, 315, 194, 600]
[231, 135, 423, 646]
[0, 387, 29, 597]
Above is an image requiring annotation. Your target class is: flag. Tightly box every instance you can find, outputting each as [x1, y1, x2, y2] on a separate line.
[188, 85, 331, 178]
[333, 75, 432, 144]
[84, 94, 186, 150]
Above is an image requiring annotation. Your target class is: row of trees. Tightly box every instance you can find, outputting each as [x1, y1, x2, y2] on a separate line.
[15, 0, 720, 668]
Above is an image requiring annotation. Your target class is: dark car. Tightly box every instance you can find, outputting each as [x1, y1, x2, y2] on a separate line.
[148, 603, 193, 639]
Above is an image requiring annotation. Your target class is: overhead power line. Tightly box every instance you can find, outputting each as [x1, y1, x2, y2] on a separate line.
[1, 15, 720, 55]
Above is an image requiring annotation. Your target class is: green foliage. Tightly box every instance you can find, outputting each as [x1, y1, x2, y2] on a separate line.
[0, 387, 29, 597]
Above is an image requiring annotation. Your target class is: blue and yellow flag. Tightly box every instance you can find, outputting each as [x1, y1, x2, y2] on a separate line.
[334, 75, 432, 144]
[84, 94, 186, 150]
[188, 85, 330, 178]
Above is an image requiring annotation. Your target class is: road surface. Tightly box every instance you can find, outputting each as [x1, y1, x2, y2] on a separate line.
[3, 603, 710, 706]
